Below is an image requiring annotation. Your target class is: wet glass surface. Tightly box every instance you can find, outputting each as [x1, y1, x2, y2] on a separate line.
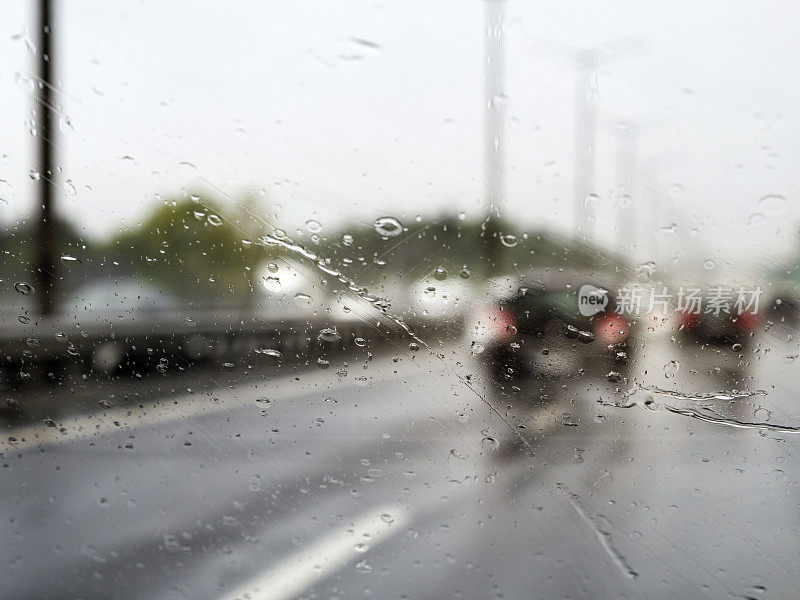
[1, 2, 799, 598]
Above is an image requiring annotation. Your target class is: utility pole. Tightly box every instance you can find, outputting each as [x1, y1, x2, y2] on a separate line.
[527, 37, 646, 245]
[483, 0, 506, 271]
[615, 119, 638, 257]
[34, 0, 58, 316]
[573, 51, 598, 242]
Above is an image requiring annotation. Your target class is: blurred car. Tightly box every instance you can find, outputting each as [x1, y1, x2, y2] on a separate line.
[673, 285, 762, 348]
[61, 278, 200, 373]
[468, 270, 636, 381]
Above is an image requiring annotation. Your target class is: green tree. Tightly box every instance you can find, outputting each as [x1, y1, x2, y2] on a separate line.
[106, 192, 269, 305]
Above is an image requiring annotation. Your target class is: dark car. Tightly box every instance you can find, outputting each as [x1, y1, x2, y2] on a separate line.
[468, 271, 636, 381]
[673, 284, 762, 348]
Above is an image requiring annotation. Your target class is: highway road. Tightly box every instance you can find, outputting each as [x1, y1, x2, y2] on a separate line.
[1, 328, 799, 599]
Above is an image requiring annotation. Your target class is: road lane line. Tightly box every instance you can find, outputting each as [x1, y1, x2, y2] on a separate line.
[218, 506, 407, 600]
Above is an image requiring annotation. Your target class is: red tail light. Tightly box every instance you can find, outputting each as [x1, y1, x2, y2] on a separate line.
[476, 305, 517, 342]
[732, 310, 761, 332]
[594, 312, 629, 344]
[677, 310, 701, 330]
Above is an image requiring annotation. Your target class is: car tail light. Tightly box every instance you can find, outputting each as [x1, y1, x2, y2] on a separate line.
[732, 310, 761, 332]
[677, 310, 701, 330]
[594, 312, 629, 344]
[474, 305, 517, 342]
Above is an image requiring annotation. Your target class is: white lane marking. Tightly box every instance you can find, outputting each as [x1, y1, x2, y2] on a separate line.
[218, 506, 407, 600]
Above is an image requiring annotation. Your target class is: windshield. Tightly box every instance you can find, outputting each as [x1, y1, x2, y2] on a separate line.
[1, 2, 798, 599]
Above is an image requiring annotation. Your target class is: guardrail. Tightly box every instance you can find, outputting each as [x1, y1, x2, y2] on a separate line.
[0, 305, 467, 386]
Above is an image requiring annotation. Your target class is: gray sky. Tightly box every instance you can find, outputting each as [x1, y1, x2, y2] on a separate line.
[1, 0, 799, 274]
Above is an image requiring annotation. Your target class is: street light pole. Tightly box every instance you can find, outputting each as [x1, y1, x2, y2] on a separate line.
[34, 0, 57, 316]
[573, 51, 598, 241]
[527, 37, 646, 245]
[483, 0, 506, 270]
[615, 119, 638, 255]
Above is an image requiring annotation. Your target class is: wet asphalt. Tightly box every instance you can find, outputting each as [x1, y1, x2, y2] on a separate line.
[0, 327, 798, 600]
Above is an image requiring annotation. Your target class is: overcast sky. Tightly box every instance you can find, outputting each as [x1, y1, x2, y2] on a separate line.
[1, 0, 799, 275]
